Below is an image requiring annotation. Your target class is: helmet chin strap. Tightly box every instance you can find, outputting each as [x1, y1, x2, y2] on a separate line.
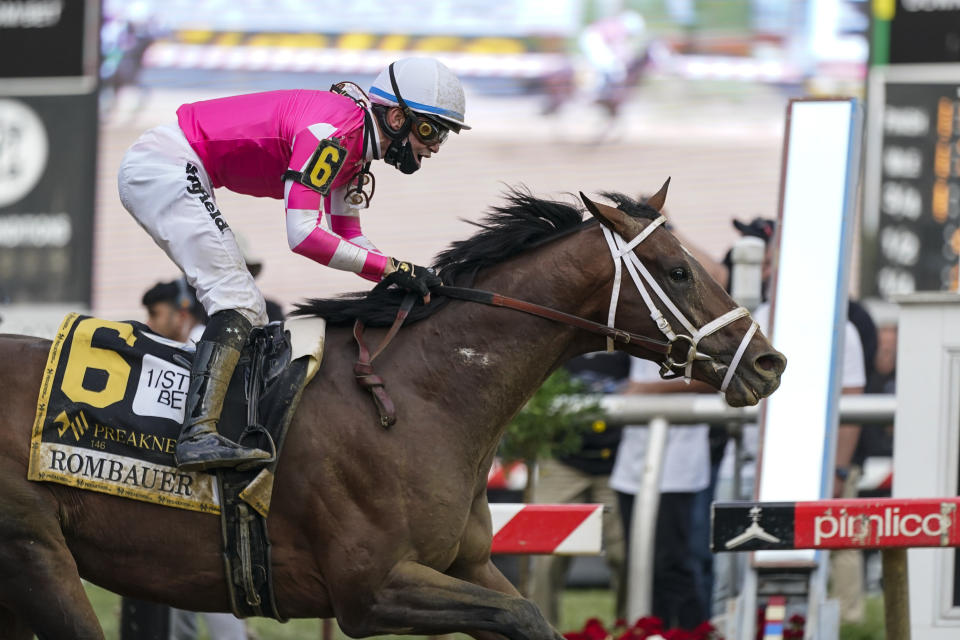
[379, 121, 419, 174]
[377, 62, 421, 175]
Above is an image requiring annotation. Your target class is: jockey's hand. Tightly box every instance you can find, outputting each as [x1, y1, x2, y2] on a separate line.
[383, 258, 442, 304]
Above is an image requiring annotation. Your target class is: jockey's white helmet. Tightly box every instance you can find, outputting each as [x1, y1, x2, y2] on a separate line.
[369, 57, 471, 131]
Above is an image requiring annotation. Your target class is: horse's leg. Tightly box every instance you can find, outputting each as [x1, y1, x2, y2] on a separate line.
[0, 605, 33, 640]
[0, 474, 104, 639]
[450, 558, 554, 640]
[335, 560, 560, 640]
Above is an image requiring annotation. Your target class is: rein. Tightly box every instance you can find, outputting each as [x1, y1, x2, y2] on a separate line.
[433, 286, 672, 355]
[352, 214, 759, 426]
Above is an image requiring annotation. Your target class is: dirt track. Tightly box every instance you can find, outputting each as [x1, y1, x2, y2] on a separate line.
[93, 76, 787, 319]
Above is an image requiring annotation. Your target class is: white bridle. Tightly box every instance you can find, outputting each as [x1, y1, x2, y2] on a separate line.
[601, 218, 759, 394]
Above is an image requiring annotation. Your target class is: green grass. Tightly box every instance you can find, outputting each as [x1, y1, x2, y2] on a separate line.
[86, 583, 122, 638]
[84, 583, 882, 640]
[839, 595, 885, 640]
[84, 583, 614, 640]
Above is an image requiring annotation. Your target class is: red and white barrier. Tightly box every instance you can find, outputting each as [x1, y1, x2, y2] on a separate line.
[712, 497, 960, 552]
[713, 497, 960, 640]
[489, 503, 603, 555]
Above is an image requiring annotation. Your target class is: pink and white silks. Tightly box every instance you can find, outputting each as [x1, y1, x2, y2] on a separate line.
[177, 89, 389, 281]
[118, 89, 389, 325]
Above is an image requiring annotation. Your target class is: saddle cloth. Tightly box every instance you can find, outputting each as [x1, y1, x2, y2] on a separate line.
[27, 313, 325, 515]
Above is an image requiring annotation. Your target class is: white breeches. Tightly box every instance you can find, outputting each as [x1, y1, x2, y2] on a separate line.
[117, 124, 268, 326]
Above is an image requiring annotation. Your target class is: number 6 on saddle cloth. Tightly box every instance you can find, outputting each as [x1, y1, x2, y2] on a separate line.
[27, 314, 320, 516]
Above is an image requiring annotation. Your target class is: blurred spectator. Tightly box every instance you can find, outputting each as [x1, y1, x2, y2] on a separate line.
[135, 281, 249, 640]
[629, 214, 773, 618]
[867, 313, 897, 397]
[578, 9, 651, 120]
[141, 278, 207, 345]
[168, 610, 247, 640]
[670, 213, 870, 620]
[853, 305, 896, 593]
[701, 216, 869, 621]
[529, 351, 629, 626]
[540, 8, 650, 120]
[610, 357, 711, 630]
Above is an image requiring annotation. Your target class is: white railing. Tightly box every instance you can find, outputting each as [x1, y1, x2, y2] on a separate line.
[568, 392, 897, 622]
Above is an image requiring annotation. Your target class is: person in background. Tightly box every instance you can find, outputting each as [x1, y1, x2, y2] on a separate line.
[529, 351, 629, 626]
[857, 306, 896, 592]
[646, 213, 869, 620]
[126, 282, 247, 640]
[142, 278, 207, 345]
[610, 356, 711, 630]
[578, 8, 650, 120]
[688, 216, 776, 616]
[703, 216, 869, 621]
[118, 56, 469, 471]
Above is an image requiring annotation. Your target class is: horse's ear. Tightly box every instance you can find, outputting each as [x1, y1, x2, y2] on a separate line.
[644, 177, 671, 212]
[579, 191, 630, 236]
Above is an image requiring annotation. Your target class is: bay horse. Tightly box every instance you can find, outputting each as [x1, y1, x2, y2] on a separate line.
[0, 182, 785, 639]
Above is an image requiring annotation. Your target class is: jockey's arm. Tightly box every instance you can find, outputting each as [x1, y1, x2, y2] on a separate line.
[284, 180, 388, 282]
[284, 124, 389, 282]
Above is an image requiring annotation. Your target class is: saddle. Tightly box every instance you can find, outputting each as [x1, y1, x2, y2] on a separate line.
[27, 313, 326, 620]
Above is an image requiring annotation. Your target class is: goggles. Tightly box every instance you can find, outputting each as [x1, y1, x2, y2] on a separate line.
[410, 113, 450, 146]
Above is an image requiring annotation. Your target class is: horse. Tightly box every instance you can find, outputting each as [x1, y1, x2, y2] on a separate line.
[0, 181, 785, 639]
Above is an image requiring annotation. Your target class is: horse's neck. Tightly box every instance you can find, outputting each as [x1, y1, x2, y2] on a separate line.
[420, 228, 607, 451]
[470, 226, 609, 361]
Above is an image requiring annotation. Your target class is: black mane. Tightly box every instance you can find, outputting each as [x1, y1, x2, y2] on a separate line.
[292, 188, 658, 326]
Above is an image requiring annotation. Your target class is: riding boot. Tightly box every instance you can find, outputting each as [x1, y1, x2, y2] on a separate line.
[174, 310, 271, 472]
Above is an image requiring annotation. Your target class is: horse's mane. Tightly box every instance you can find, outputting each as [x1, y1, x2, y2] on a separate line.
[292, 188, 657, 326]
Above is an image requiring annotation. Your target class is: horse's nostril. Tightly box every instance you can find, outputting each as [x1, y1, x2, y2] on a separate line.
[755, 352, 786, 376]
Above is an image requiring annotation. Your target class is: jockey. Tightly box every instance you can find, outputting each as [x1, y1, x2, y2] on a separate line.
[117, 57, 470, 471]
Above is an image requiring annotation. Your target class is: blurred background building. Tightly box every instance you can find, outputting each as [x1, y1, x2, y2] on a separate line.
[1, 0, 889, 331]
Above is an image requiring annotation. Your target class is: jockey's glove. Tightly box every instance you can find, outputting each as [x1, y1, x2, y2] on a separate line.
[383, 258, 442, 302]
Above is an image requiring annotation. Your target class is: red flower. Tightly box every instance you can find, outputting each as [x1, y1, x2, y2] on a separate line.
[632, 617, 664, 633]
[567, 616, 723, 640]
[584, 618, 611, 640]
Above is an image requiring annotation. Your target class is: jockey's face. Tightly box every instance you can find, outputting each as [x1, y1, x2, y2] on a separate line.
[407, 129, 441, 164]
[381, 107, 442, 170]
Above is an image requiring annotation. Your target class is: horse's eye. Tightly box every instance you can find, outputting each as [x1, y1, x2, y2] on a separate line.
[670, 267, 688, 282]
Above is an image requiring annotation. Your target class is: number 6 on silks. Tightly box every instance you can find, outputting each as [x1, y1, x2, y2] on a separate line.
[289, 138, 348, 196]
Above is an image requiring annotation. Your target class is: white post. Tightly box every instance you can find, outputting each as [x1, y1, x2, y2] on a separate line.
[729, 235, 766, 312]
[626, 416, 669, 622]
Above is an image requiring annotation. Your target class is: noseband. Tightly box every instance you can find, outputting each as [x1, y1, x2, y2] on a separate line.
[601, 218, 758, 393]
